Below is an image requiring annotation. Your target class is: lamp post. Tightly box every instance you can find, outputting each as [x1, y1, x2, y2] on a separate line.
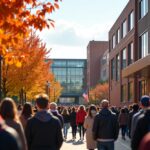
[46, 81, 50, 99]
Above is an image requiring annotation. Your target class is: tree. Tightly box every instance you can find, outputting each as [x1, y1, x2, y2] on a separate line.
[0, 0, 61, 56]
[2, 33, 62, 102]
[89, 83, 109, 103]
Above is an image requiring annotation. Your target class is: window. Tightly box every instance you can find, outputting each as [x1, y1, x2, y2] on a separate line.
[112, 34, 116, 49]
[116, 54, 120, 81]
[122, 20, 127, 38]
[116, 28, 120, 44]
[128, 42, 134, 65]
[128, 11, 134, 31]
[111, 58, 115, 80]
[128, 82, 133, 101]
[139, 0, 148, 19]
[139, 32, 148, 58]
[139, 80, 147, 100]
[121, 48, 127, 69]
[121, 84, 127, 102]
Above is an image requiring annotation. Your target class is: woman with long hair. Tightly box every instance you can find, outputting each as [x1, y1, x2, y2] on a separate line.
[76, 105, 87, 141]
[20, 102, 33, 129]
[62, 108, 70, 141]
[84, 105, 97, 150]
[0, 98, 27, 150]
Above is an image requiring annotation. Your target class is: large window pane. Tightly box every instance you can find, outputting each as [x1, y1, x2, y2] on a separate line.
[121, 48, 127, 69]
[128, 82, 133, 101]
[116, 54, 120, 81]
[122, 20, 127, 38]
[139, 0, 148, 19]
[128, 11, 134, 31]
[116, 28, 120, 44]
[112, 34, 116, 49]
[128, 42, 134, 65]
[139, 32, 148, 58]
[111, 58, 115, 80]
[121, 84, 127, 102]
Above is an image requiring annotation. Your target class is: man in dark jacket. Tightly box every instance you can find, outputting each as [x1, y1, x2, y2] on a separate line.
[93, 99, 119, 150]
[131, 107, 150, 150]
[0, 116, 22, 150]
[25, 94, 63, 150]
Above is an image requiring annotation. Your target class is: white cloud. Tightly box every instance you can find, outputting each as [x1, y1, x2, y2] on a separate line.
[37, 19, 112, 58]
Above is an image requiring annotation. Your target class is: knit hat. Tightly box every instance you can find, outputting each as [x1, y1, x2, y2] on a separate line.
[140, 95, 150, 107]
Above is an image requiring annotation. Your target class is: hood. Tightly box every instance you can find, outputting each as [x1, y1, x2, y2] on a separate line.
[99, 108, 112, 117]
[35, 110, 52, 122]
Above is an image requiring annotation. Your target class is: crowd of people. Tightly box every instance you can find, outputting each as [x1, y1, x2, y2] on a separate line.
[0, 93, 150, 150]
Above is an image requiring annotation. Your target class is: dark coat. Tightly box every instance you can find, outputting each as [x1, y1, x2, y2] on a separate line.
[93, 108, 119, 141]
[131, 109, 150, 150]
[70, 112, 77, 126]
[0, 120, 22, 150]
[25, 110, 63, 150]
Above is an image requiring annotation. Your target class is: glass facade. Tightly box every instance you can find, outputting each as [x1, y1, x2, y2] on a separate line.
[51, 59, 87, 103]
[139, 0, 148, 19]
[139, 32, 149, 58]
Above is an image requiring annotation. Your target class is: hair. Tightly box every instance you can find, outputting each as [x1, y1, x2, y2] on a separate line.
[35, 94, 49, 109]
[62, 108, 69, 116]
[49, 102, 57, 110]
[132, 103, 139, 111]
[0, 97, 19, 121]
[21, 103, 33, 119]
[88, 104, 97, 118]
[101, 99, 109, 108]
[78, 105, 85, 111]
[71, 107, 76, 113]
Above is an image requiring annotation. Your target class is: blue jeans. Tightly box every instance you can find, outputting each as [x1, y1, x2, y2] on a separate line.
[63, 123, 70, 138]
[97, 141, 114, 150]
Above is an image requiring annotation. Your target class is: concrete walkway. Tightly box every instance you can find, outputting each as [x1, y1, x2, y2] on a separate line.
[61, 130, 131, 150]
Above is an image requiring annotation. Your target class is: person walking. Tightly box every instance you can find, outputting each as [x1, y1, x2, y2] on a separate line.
[49, 102, 64, 128]
[70, 107, 77, 140]
[62, 108, 70, 141]
[84, 105, 97, 150]
[76, 105, 87, 141]
[20, 103, 33, 130]
[93, 99, 119, 150]
[118, 108, 128, 140]
[25, 94, 63, 150]
[0, 98, 27, 150]
[0, 115, 22, 150]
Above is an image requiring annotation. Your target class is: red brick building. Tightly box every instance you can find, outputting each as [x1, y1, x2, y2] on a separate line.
[87, 41, 108, 89]
[109, 0, 150, 106]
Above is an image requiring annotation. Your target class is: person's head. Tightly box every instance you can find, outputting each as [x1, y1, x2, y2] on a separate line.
[21, 103, 33, 118]
[121, 108, 125, 113]
[78, 105, 85, 111]
[0, 97, 18, 121]
[35, 94, 49, 110]
[88, 104, 97, 118]
[132, 103, 139, 112]
[101, 99, 109, 108]
[62, 108, 69, 115]
[49, 102, 57, 110]
[71, 107, 76, 113]
[140, 95, 150, 108]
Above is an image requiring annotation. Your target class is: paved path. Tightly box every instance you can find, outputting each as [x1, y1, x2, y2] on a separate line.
[61, 130, 131, 150]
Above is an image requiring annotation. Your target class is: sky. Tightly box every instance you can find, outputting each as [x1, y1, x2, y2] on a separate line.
[38, 0, 129, 59]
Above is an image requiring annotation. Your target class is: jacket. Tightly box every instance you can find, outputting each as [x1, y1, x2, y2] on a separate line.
[70, 112, 77, 126]
[25, 110, 63, 150]
[76, 110, 87, 124]
[0, 118, 22, 150]
[131, 109, 150, 150]
[92, 108, 119, 141]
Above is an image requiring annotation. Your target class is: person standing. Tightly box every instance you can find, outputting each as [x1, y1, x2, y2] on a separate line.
[61, 108, 70, 140]
[0, 98, 27, 150]
[25, 94, 63, 150]
[70, 107, 77, 140]
[76, 105, 87, 141]
[118, 108, 128, 140]
[93, 99, 119, 150]
[84, 105, 97, 150]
